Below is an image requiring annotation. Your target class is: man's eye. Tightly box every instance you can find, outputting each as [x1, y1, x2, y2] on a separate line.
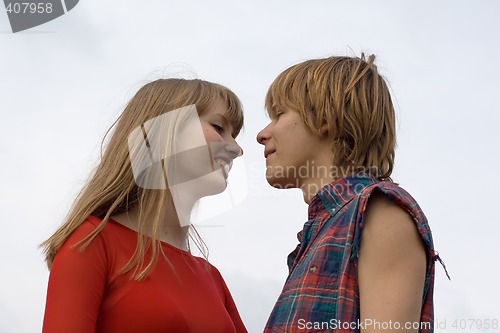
[211, 123, 224, 133]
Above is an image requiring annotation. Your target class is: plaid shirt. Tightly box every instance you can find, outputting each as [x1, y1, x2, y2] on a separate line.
[264, 174, 440, 333]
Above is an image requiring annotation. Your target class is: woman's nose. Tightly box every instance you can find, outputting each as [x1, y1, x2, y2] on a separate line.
[225, 142, 243, 159]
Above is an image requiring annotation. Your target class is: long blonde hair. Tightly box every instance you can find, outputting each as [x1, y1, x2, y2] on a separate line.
[41, 78, 244, 280]
[266, 54, 395, 180]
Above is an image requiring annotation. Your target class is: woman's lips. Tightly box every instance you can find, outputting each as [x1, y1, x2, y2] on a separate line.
[214, 158, 232, 178]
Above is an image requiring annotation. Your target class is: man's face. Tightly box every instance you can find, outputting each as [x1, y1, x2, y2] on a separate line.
[256, 107, 329, 189]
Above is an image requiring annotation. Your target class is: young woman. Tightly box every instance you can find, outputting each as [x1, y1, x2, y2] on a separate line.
[257, 54, 447, 332]
[41, 78, 247, 333]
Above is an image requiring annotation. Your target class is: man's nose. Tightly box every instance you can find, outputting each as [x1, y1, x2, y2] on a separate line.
[257, 123, 271, 145]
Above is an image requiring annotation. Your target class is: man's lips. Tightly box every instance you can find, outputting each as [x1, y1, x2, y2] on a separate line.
[264, 150, 276, 158]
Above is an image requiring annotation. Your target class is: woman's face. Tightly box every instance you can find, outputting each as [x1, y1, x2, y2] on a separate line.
[200, 98, 242, 176]
[170, 99, 242, 192]
[127, 98, 242, 196]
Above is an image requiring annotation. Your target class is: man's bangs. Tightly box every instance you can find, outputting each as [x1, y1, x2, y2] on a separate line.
[265, 68, 306, 118]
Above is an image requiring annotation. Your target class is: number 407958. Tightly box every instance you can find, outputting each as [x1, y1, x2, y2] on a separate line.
[5, 2, 53, 14]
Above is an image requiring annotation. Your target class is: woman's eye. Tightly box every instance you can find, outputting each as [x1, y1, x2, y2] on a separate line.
[276, 112, 283, 118]
[211, 123, 224, 133]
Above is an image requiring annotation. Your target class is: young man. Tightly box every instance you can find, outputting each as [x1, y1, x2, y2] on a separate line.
[257, 54, 445, 332]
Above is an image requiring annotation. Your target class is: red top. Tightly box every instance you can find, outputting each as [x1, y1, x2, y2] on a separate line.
[42, 216, 247, 333]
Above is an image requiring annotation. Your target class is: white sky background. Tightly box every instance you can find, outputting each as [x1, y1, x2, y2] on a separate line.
[1, 1, 499, 332]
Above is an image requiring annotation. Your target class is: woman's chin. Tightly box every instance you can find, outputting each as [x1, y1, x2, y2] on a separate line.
[199, 170, 228, 196]
[176, 169, 228, 198]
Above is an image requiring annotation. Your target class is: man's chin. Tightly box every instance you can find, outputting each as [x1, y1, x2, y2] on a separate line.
[266, 177, 298, 190]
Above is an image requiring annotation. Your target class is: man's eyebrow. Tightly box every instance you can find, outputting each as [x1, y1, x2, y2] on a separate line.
[268, 107, 281, 119]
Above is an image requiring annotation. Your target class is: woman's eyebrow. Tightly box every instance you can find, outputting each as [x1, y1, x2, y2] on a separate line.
[212, 113, 232, 125]
[212, 113, 227, 118]
[212, 113, 238, 137]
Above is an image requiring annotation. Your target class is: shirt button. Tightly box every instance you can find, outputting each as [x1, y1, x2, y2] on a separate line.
[309, 266, 317, 273]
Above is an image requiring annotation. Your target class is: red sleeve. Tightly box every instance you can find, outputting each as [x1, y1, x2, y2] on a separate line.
[42, 220, 108, 333]
[211, 267, 248, 333]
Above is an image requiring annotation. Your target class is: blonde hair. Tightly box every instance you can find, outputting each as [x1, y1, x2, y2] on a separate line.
[41, 78, 244, 280]
[265, 54, 395, 180]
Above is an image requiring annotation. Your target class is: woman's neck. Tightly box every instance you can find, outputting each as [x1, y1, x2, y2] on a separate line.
[111, 204, 191, 252]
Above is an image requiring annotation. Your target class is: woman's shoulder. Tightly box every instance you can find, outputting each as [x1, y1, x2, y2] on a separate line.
[188, 255, 223, 279]
[63, 216, 134, 249]
[52, 217, 113, 270]
[61, 216, 103, 247]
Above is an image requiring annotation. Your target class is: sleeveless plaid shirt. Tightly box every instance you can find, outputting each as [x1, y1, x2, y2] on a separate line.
[264, 174, 443, 333]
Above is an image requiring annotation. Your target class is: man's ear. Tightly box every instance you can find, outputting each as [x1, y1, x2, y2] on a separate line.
[319, 123, 329, 135]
